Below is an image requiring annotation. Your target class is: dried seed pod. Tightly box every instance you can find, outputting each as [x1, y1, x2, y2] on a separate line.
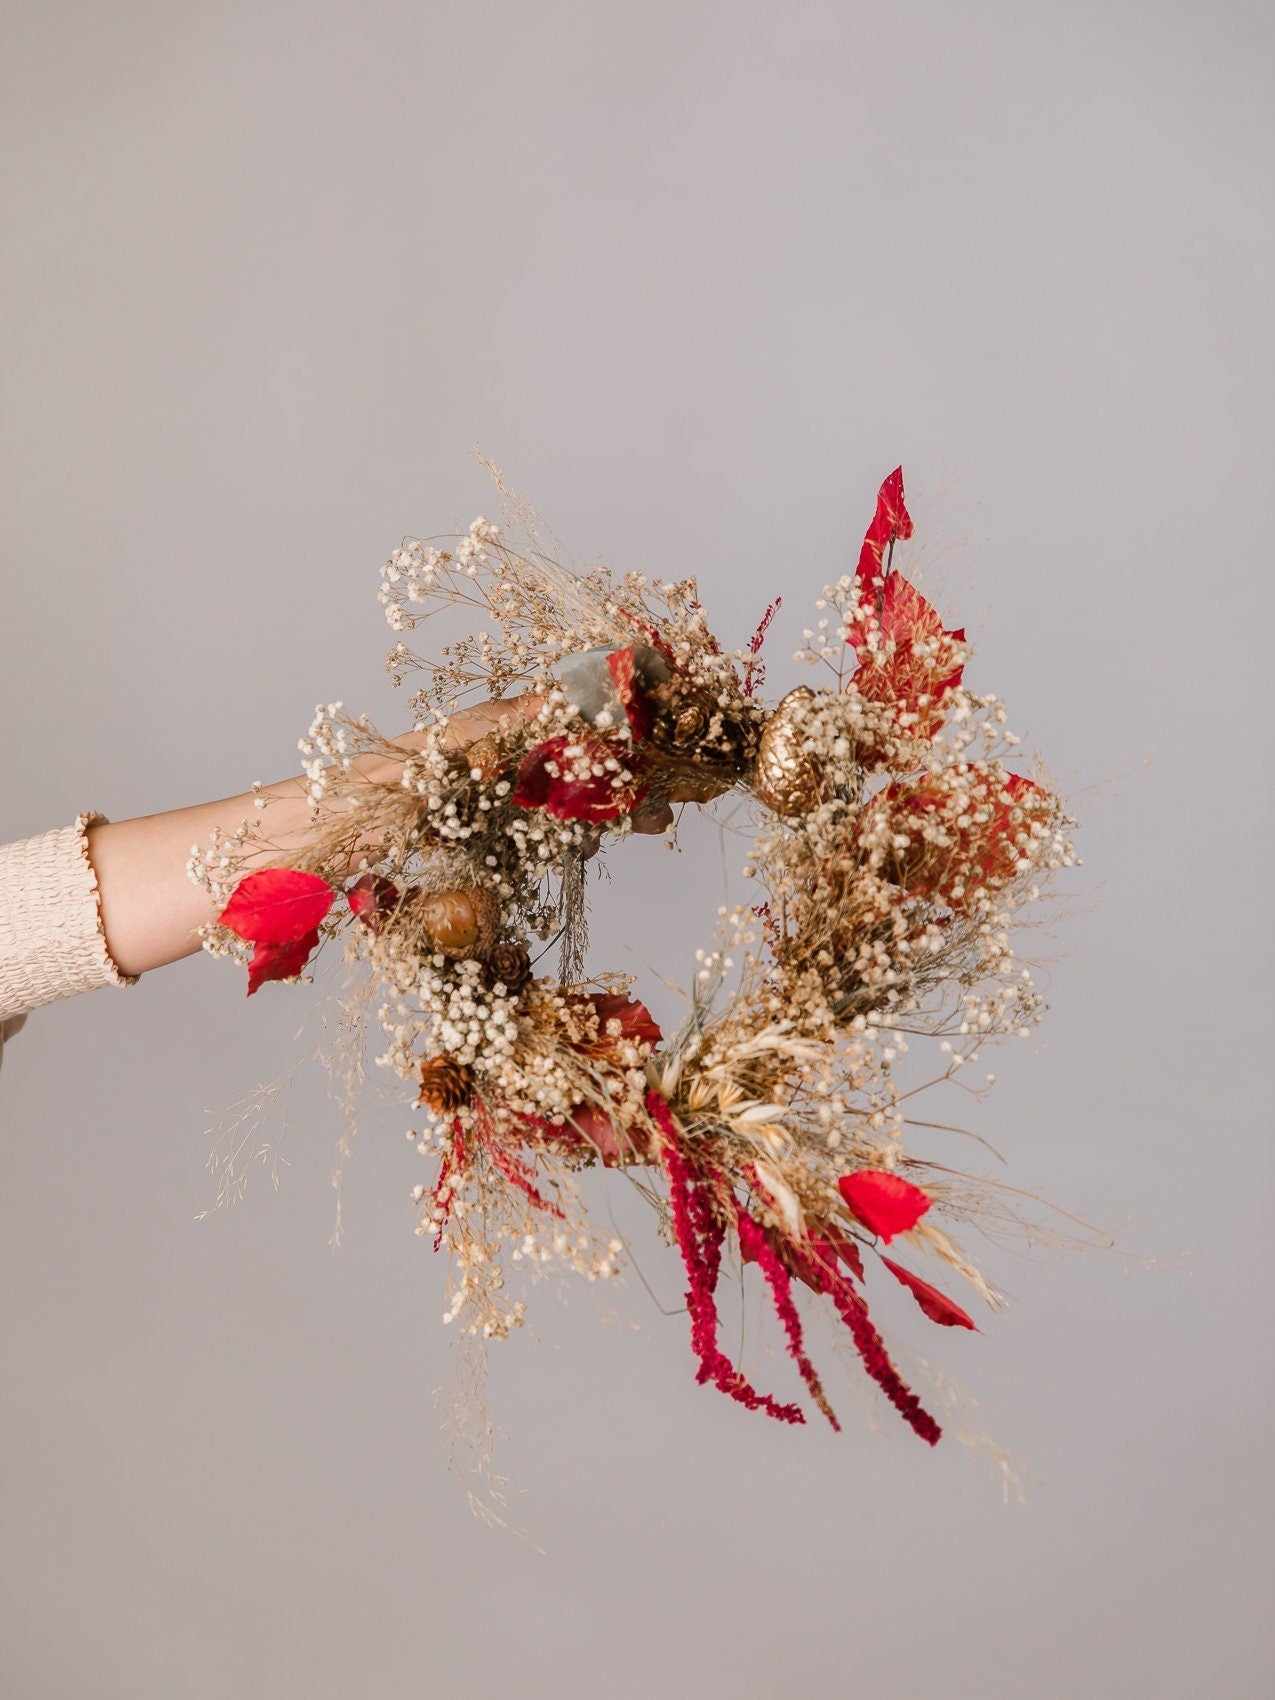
[415, 1055, 474, 1114]
[463, 733, 504, 779]
[754, 686, 825, 816]
[410, 886, 503, 958]
[486, 940, 532, 992]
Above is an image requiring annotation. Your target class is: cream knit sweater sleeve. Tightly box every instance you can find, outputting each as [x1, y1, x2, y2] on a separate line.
[0, 810, 140, 1059]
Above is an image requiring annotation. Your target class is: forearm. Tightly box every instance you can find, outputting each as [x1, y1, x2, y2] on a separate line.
[86, 765, 383, 978]
[84, 698, 540, 980]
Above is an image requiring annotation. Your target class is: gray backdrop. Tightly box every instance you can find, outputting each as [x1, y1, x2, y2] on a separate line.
[2, 3, 1271, 1697]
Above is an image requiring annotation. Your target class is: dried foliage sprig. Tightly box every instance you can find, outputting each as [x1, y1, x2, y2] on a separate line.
[192, 465, 1080, 1461]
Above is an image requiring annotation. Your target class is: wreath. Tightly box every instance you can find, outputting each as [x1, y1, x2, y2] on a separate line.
[194, 465, 1078, 1468]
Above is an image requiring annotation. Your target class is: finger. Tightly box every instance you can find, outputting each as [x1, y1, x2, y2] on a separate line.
[439, 691, 543, 751]
[630, 795, 674, 835]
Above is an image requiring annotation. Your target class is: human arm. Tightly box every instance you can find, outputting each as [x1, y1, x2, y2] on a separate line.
[83, 696, 546, 980]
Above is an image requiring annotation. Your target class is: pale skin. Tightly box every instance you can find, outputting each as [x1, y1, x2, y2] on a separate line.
[85, 693, 672, 982]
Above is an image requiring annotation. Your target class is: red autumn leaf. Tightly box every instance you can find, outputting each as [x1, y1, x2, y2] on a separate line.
[347, 873, 401, 931]
[246, 927, 321, 996]
[511, 734, 648, 823]
[855, 466, 914, 598]
[605, 646, 654, 741]
[849, 571, 965, 744]
[218, 868, 335, 944]
[987, 774, 1050, 878]
[799, 1226, 865, 1291]
[865, 767, 1054, 909]
[838, 1169, 932, 1242]
[588, 991, 663, 1049]
[824, 1224, 867, 1283]
[880, 1255, 978, 1331]
[562, 1102, 639, 1166]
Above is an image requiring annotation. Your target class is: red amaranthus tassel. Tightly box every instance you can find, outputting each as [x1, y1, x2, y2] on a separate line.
[429, 1121, 468, 1252]
[791, 1237, 943, 1446]
[734, 1203, 840, 1430]
[646, 1089, 804, 1426]
[472, 1099, 564, 1218]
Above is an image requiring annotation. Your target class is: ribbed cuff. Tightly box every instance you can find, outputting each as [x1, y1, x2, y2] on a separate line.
[0, 810, 141, 1023]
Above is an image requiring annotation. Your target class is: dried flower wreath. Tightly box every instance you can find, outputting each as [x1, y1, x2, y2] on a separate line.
[193, 466, 1078, 1460]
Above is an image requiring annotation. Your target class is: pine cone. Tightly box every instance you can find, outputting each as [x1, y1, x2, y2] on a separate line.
[415, 1055, 474, 1114]
[669, 702, 708, 747]
[486, 941, 532, 993]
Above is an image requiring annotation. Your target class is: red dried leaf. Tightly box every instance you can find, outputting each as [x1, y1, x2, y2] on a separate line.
[511, 734, 647, 823]
[605, 646, 654, 741]
[881, 1255, 979, 1331]
[560, 1102, 635, 1166]
[849, 572, 965, 745]
[218, 868, 335, 944]
[838, 1169, 932, 1242]
[588, 991, 662, 1050]
[346, 873, 400, 931]
[245, 927, 321, 996]
[824, 1224, 867, 1283]
[796, 1222, 864, 1290]
[429, 1121, 468, 1250]
[869, 767, 1054, 909]
[855, 466, 914, 597]
[615, 607, 677, 666]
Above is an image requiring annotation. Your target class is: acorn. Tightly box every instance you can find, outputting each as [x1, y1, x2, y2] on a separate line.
[485, 940, 532, 993]
[408, 885, 504, 958]
[415, 1055, 474, 1114]
[753, 686, 826, 816]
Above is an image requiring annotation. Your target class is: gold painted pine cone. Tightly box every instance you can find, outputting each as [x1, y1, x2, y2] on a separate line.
[415, 1055, 474, 1114]
[753, 686, 826, 816]
[409, 885, 503, 958]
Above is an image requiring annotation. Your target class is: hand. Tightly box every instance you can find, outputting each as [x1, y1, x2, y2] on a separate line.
[86, 692, 669, 979]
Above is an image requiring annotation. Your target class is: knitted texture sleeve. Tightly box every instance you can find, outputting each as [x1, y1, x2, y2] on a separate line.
[0, 811, 140, 1031]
